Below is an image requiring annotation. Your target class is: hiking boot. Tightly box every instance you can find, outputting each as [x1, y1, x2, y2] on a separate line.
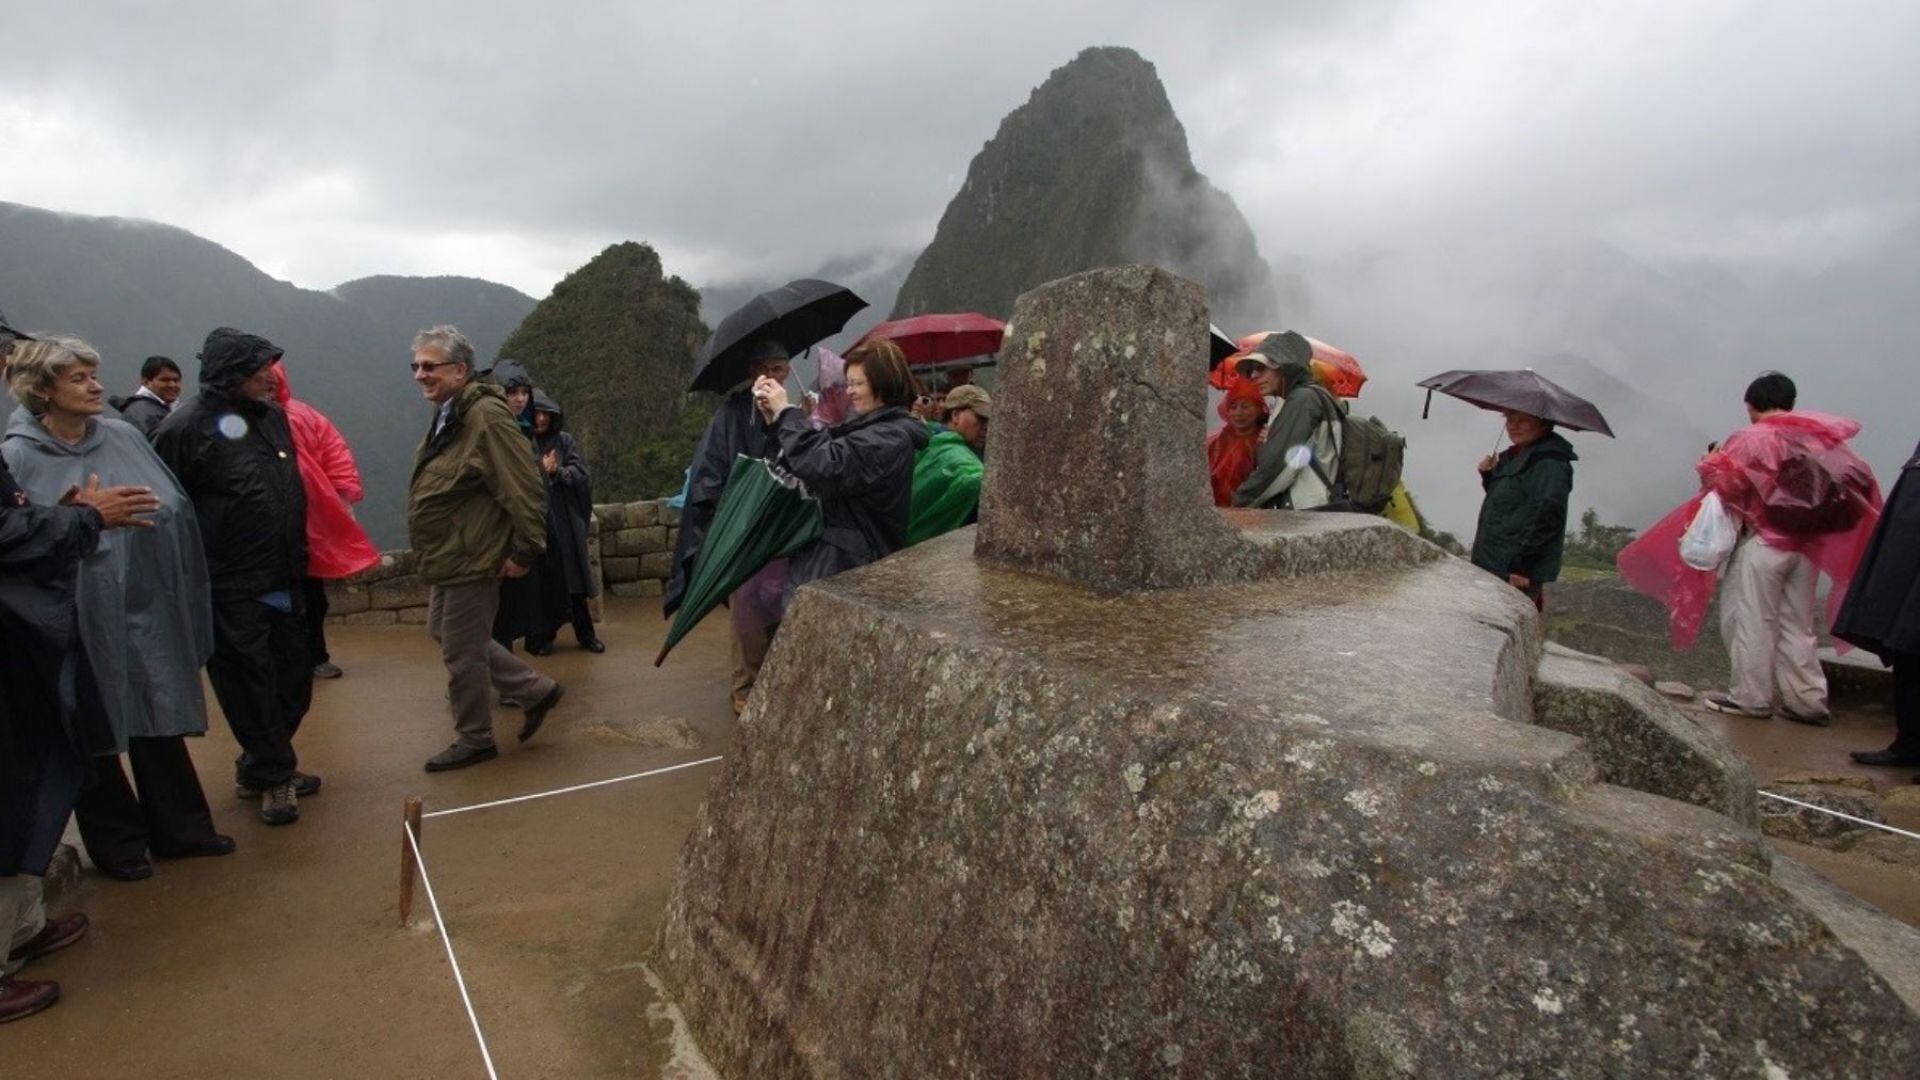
[424, 743, 498, 772]
[0, 977, 58, 1024]
[260, 780, 299, 826]
[8, 913, 87, 967]
[237, 771, 322, 800]
[519, 683, 565, 743]
[98, 860, 153, 882]
[1703, 693, 1771, 718]
[312, 661, 343, 679]
[1778, 708, 1832, 727]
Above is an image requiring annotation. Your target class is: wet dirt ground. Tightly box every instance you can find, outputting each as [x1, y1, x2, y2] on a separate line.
[9, 597, 1916, 1077]
[8, 597, 734, 1079]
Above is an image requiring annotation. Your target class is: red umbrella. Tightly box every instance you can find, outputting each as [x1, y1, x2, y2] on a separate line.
[853, 312, 1005, 367]
[1221, 331, 1370, 398]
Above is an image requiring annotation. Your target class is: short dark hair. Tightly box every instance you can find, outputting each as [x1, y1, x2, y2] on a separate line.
[844, 339, 915, 409]
[141, 355, 181, 381]
[1744, 371, 1796, 413]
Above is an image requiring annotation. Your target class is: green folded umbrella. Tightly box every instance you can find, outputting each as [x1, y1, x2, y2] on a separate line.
[654, 455, 822, 666]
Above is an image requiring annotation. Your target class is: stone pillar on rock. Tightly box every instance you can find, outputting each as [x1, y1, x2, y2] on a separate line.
[976, 265, 1248, 590]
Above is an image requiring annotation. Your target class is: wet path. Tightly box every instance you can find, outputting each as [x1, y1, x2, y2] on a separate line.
[8, 597, 736, 1078]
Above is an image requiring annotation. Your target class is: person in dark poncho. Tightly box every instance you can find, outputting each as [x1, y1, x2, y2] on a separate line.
[670, 340, 788, 714]
[523, 391, 601, 654]
[1837, 439, 1920, 771]
[152, 328, 315, 826]
[752, 338, 929, 607]
[1470, 409, 1577, 612]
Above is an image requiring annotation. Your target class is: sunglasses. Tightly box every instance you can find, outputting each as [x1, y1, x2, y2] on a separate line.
[409, 360, 460, 373]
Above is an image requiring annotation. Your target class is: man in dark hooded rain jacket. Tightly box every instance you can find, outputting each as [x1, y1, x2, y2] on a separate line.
[668, 340, 787, 714]
[1838, 439, 1920, 770]
[1, 308, 160, 1023]
[1232, 332, 1341, 511]
[153, 328, 315, 826]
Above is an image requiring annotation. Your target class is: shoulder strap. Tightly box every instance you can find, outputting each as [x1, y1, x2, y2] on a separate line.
[1304, 386, 1346, 495]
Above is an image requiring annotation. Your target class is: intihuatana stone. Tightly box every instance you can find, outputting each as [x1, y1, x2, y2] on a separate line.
[654, 266, 1920, 1078]
[976, 265, 1437, 591]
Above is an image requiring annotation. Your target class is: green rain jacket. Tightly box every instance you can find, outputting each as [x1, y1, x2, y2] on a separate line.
[408, 380, 547, 586]
[1470, 431, 1577, 585]
[906, 429, 984, 546]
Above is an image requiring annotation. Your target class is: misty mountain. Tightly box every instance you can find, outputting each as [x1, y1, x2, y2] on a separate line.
[0, 201, 535, 546]
[892, 46, 1278, 332]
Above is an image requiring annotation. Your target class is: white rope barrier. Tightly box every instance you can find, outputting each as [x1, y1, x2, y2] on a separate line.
[404, 820, 501, 1080]
[421, 756, 725, 820]
[1758, 790, 1920, 842]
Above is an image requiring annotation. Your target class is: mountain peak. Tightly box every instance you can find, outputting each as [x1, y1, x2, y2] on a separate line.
[891, 47, 1277, 332]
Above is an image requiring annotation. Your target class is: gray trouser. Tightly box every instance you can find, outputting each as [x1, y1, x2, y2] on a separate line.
[1721, 535, 1828, 716]
[1, 875, 46, 978]
[428, 581, 555, 749]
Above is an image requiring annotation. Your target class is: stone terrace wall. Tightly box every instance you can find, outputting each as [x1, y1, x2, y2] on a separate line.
[322, 499, 681, 623]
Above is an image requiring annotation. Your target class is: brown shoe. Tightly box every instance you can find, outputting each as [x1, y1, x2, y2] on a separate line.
[7, 912, 87, 966]
[0, 976, 59, 1023]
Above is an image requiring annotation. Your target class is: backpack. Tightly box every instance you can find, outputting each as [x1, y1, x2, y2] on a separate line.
[1764, 436, 1868, 535]
[1304, 386, 1406, 514]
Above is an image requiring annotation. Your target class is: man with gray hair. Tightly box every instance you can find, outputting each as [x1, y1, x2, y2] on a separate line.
[406, 325, 562, 771]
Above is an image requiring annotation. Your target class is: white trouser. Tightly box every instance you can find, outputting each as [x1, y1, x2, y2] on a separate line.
[1, 875, 46, 978]
[1720, 535, 1828, 716]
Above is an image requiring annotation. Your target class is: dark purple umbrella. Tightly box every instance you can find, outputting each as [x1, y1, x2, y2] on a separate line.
[1417, 369, 1615, 437]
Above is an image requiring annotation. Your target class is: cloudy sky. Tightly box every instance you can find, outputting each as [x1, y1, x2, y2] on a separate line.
[5, 1, 1915, 298]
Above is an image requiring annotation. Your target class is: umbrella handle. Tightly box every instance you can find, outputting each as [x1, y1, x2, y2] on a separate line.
[1422, 388, 1433, 420]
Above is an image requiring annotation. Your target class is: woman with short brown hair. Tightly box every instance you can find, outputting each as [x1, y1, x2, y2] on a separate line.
[752, 338, 930, 610]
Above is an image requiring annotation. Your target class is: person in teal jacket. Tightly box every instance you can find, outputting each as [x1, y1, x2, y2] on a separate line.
[1470, 409, 1577, 611]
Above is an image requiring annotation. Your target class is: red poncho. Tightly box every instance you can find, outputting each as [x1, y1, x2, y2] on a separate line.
[1618, 412, 1883, 648]
[1207, 378, 1268, 507]
[271, 363, 381, 580]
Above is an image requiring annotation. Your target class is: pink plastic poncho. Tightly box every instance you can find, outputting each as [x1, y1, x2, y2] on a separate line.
[1618, 412, 1882, 649]
[271, 363, 381, 580]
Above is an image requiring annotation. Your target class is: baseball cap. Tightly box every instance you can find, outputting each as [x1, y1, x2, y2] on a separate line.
[944, 383, 992, 419]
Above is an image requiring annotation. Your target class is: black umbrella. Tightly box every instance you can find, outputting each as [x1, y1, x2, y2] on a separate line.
[1417, 369, 1615, 437]
[0, 303, 32, 344]
[1208, 324, 1237, 368]
[691, 279, 867, 394]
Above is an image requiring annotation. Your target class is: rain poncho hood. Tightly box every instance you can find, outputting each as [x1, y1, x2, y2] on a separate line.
[906, 429, 984, 546]
[198, 327, 283, 392]
[1208, 379, 1268, 508]
[1619, 411, 1883, 649]
[269, 363, 379, 579]
[2, 407, 214, 749]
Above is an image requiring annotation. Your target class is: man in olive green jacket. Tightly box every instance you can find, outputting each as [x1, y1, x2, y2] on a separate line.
[406, 326, 564, 772]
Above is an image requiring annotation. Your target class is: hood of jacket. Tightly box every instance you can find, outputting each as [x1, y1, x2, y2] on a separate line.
[4, 405, 113, 457]
[198, 328, 282, 393]
[530, 389, 564, 436]
[835, 404, 933, 452]
[491, 360, 533, 391]
[1502, 430, 1579, 470]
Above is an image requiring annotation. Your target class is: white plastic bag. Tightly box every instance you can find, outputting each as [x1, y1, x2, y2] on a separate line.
[1679, 491, 1737, 571]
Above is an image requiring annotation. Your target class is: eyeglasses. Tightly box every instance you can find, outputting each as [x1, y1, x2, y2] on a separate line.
[409, 360, 458, 373]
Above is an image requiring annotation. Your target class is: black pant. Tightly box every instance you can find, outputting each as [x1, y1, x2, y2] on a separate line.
[205, 598, 312, 788]
[527, 594, 596, 651]
[304, 577, 331, 666]
[1894, 651, 1920, 752]
[73, 736, 220, 867]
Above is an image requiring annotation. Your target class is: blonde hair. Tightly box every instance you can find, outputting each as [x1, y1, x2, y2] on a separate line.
[7, 336, 101, 414]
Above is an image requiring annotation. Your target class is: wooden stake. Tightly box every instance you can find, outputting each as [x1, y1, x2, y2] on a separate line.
[399, 796, 424, 927]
